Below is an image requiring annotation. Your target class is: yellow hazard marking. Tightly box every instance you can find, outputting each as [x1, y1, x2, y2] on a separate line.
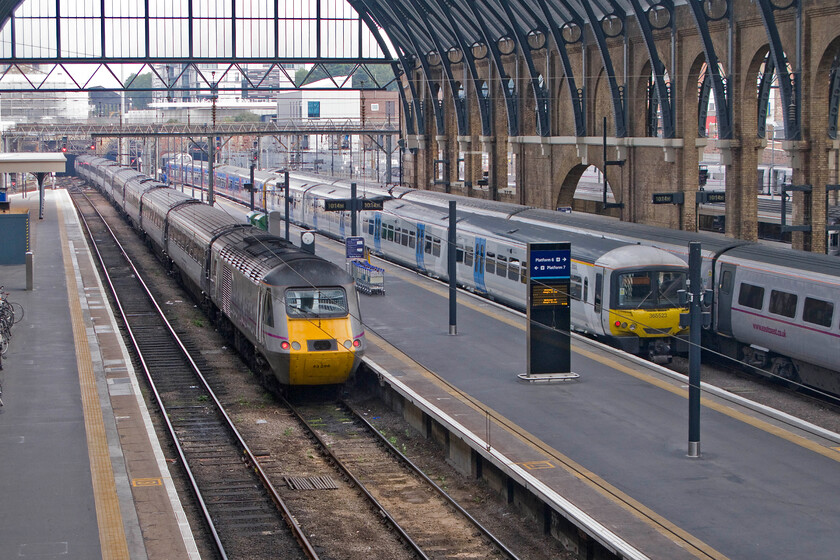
[59, 195, 131, 560]
[132, 478, 163, 487]
[519, 460, 555, 470]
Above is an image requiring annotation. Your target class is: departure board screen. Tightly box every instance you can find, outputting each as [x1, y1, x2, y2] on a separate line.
[531, 284, 569, 307]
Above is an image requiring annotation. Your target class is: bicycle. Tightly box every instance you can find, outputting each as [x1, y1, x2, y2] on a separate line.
[0, 287, 23, 326]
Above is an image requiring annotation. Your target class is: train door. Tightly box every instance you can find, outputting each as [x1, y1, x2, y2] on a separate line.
[338, 211, 346, 238]
[716, 263, 736, 335]
[373, 213, 382, 253]
[473, 237, 487, 294]
[415, 223, 427, 272]
[256, 287, 268, 346]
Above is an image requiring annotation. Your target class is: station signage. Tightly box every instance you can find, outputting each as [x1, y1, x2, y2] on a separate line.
[325, 200, 348, 212]
[324, 198, 385, 212]
[345, 236, 365, 259]
[696, 191, 726, 204]
[652, 192, 685, 205]
[527, 242, 571, 375]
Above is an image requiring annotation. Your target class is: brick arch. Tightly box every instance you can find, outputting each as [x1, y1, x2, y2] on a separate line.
[812, 35, 840, 137]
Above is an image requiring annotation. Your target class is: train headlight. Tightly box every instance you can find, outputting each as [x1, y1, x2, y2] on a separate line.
[343, 340, 352, 349]
[281, 341, 290, 350]
[621, 322, 628, 329]
[629, 323, 636, 331]
[291, 341, 301, 351]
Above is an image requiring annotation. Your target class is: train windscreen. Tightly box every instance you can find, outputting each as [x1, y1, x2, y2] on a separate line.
[284, 288, 348, 318]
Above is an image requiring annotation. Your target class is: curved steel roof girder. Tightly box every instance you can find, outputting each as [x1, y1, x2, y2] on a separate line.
[430, 0, 494, 136]
[627, 0, 675, 138]
[686, 0, 733, 139]
[364, 0, 445, 135]
[493, 0, 552, 137]
[351, 0, 426, 137]
[535, 0, 587, 136]
[462, 0, 520, 136]
[755, 0, 801, 141]
[412, 0, 470, 135]
[574, 0, 628, 137]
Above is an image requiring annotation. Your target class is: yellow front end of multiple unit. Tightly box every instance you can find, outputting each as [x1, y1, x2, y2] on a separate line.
[608, 308, 688, 338]
[285, 318, 360, 385]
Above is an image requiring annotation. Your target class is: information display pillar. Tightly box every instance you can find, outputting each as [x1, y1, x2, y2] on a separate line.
[518, 242, 579, 383]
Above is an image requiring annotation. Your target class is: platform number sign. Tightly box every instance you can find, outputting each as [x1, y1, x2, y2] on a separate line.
[527, 243, 571, 375]
[345, 236, 365, 259]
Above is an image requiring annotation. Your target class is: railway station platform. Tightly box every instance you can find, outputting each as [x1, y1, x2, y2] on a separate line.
[206, 192, 840, 560]
[0, 189, 198, 560]
[347, 247, 840, 560]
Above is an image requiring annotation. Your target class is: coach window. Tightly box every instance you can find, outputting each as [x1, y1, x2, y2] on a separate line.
[432, 237, 441, 257]
[425, 235, 432, 254]
[570, 275, 582, 300]
[720, 270, 733, 294]
[508, 258, 521, 282]
[496, 256, 508, 277]
[367, 219, 374, 235]
[737, 283, 765, 310]
[803, 297, 834, 328]
[456, 244, 465, 263]
[769, 290, 797, 318]
[485, 252, 496, 274]
[464, 247, 474, 267]
[520, 261, 528, 284]
[408, 231, 416, 249]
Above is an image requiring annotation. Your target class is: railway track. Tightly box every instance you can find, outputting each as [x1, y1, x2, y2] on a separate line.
[291, 399, 519, 560]
[69, 185, 317, 560]
[71, 183, 536, 559]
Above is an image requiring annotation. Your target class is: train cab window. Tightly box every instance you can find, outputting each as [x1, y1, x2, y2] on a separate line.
[570, 275, 583, 301]
[738, 283, 765, 310]
[720, 270, 733, 294]
[803, 297, 834, 328]
[496, 256, 508, 278]
[485, 252, 496, 274]
[263, 294, 274, 328]
[769, 290, 797, 318]
[285, 287, 348, 319]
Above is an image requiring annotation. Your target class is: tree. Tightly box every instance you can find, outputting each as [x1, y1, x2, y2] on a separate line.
[124, 72, 153, 110]
[295, 63, 397, 90]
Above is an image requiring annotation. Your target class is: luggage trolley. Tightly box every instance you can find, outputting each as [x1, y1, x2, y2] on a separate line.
[345, 236, 385, 295]
[350, 260, 385, 295]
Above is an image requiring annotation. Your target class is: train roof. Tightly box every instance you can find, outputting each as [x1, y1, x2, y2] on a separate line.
[399, 189, 528, 218]
[141, 186, 197, 209]
[215, 228, 353, 286]
[382, 198, 685, 266]
[722, 242, 840, 278]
